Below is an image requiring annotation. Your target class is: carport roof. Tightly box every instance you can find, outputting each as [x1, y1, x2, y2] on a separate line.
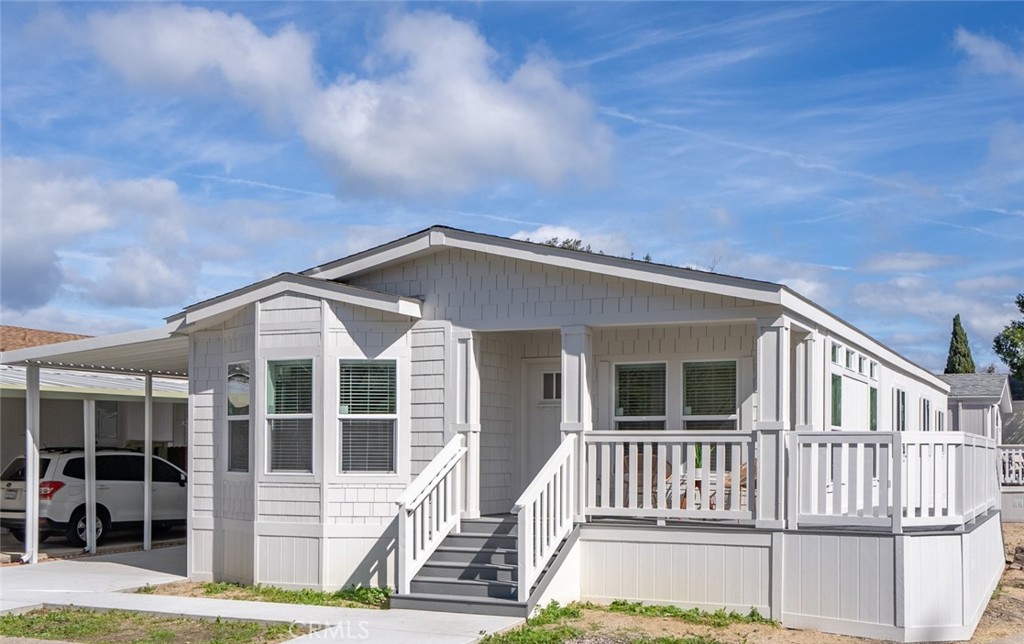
[0, 323, 189, 377]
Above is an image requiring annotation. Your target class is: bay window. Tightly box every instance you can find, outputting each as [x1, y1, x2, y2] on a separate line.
[339, 360, 397, 473]
[227, 362, 250, 472]
[267, 360, 313, 473]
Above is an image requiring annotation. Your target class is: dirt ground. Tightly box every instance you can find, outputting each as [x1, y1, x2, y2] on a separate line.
[561, 523, 1024, 644]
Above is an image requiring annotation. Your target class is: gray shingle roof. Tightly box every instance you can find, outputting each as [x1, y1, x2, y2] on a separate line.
[937, 373, 1009, 399]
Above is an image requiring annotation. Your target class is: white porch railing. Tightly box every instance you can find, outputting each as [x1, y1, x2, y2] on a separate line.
[1000, 446, 1024, 485]
[794, 431, 1000, 531]
[395, 434, 467, 594]
[583, 431, 756, 521]
[513, 434, 576, 603]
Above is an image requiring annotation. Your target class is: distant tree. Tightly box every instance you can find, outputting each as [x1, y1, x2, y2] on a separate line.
[543, 237, 592, 253]
[980, 363, 998, 374]
[944, 314, 976, 374]
[993, 293, 1024, 380]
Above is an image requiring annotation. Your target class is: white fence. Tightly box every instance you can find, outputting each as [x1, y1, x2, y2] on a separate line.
[583, 431, 756, 521]
[513, 434, 576, 602]
[1000, 446, 1024, 485]
[793, 431, 999, 531]
[395, 434, 467, 594]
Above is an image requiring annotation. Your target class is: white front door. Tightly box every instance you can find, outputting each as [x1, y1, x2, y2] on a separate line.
[522, 360, 563, 490]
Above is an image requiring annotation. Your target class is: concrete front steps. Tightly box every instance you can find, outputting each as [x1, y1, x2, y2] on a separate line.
[390, 516, 535, 617]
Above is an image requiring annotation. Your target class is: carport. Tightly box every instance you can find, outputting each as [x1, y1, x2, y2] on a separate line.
[0, 322, 189, 563]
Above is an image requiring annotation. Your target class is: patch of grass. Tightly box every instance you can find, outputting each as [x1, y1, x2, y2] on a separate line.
[993, 582, 1004, 600]
[480, 601, 585, 643]
[137, 584, 156, 594]
[191, 581, 391, 608]
[0, 608, 292, 644]
[631, 637, 729, 644]
[604, 600, 776, 627]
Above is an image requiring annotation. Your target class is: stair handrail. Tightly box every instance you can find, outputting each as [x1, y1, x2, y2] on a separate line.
[512, 433, 577, 602]
[396, 434, 468, 594]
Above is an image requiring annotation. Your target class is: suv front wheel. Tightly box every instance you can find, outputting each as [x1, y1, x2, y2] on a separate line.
[66, 507, 110, 547]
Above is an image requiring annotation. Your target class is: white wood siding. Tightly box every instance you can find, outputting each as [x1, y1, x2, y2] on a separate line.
[325, 483, 404, 524]
[325, 528, 397, 589]
[257, 535, 320, 587]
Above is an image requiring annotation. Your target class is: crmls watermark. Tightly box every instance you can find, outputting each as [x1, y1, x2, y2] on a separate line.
[289, 620, 371, 639]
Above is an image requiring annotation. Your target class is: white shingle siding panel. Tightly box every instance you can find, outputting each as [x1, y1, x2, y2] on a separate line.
[324, 484, 404, 524]
[409, 326, 447, 475]
[346, 249, 755, 329]
[480, 333, 514, 515]
[258, 484, 321, 523]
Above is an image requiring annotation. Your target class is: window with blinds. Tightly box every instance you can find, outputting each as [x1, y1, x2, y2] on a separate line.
[339, 359, 397, 473]
[831, 374, 842, 427]
[267, 360, 313, 473]
[682, 361, 737, 430]
[614, 363, 666, 430]
[227, 362, 250, 473]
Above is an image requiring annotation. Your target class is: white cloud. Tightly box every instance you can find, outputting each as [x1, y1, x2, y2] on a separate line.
[0, 156, 197, 311]
[85, 6, 612, 196]
[954, 27, 1024, 83]
[511, 224, 633, 258]
[861, 251, 960, 274]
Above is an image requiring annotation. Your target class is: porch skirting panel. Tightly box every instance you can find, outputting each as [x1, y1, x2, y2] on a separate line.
[1002, 488, 1024, 522]
[569, 513, 1003, 643]
[578, 525, 773, 615]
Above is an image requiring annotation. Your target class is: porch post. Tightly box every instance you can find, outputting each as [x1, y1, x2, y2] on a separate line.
[83, 399, 97, 554]
[453, 330, 481, 519]
[24, 365, 40, 564]
[754, 316, 790, 528]
[561, 325, 592, 521]
[143, 374, 153, 551]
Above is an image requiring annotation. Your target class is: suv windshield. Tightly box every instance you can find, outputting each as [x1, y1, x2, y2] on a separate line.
[1, 457, 51, 481]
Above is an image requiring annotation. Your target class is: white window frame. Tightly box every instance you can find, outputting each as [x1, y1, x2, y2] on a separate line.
[681, 359, 739, 431]
[936, 409, 945, 432]
[894, 389, 907, 432]
[226, 361, 250, 473]
[921, 399, 931, 432]
[613, 361, 668, 430]
[541, 371, 562, 404]
[338, 359, 398, 475]
[266, 359, 315, 475]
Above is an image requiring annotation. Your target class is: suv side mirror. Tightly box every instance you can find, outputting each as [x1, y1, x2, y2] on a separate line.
[179, 473, 187, 488]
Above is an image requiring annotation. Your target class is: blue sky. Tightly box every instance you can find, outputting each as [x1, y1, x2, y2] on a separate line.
[1, 2, 1021, 370]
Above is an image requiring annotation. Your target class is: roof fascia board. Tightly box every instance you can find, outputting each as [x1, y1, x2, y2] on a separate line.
[780, 289, 948, 391]
[182, 275, 421, 327]
[0, 323, 183, 368]
[310, 228, 781, 304]
[0, 387, 186, 401]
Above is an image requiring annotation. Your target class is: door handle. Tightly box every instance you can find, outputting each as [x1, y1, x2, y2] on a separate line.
[96, 485, 110, 490]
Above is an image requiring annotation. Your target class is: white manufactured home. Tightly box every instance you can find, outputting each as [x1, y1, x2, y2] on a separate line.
[2, 227, 1004, 642]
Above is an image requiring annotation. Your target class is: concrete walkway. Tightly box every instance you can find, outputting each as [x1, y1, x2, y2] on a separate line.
[0, 546, 522, 643]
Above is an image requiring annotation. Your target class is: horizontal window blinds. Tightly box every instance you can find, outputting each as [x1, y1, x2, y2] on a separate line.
[341, 419, 396, 473]
[615, 363, 666, 417]
[339, 360, 396, 415]
[267, 360, 312, 415]
[683, 361, 736, 416]
[269, 418, 313, 472]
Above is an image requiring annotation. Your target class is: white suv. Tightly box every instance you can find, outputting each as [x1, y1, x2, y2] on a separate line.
[0, 449, 187, 547]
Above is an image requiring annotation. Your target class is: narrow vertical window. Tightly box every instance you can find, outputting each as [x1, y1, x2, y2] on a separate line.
[614, 363, 666, 430]
[831, 344, 840, 364]
[267, 360, 313, 472]
[894, 389, 907, 432]
[227, 362, 250, 472]
[936, 410, 945, 432]
[869, 387, 878, 432]
[845, 350, 854, 369]
[339, 360, 397, 473]
[921, 399, 931, 431]
[831, 374, 842, 427]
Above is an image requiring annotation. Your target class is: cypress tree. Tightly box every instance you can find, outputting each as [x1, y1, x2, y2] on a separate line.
[944, 314, 976, 374]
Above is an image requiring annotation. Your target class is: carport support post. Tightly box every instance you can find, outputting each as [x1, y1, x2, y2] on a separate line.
[24, 365, 40, 564]
[83, 399, 97, 554]
[143, 374, 153, 550]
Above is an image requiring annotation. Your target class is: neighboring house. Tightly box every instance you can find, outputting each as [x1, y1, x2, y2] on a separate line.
[937, 373, 1012, 443]
[1, 227, 1004, 642]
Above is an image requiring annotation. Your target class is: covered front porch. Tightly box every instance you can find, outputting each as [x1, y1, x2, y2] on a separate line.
[395, 317, 1003, 641]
